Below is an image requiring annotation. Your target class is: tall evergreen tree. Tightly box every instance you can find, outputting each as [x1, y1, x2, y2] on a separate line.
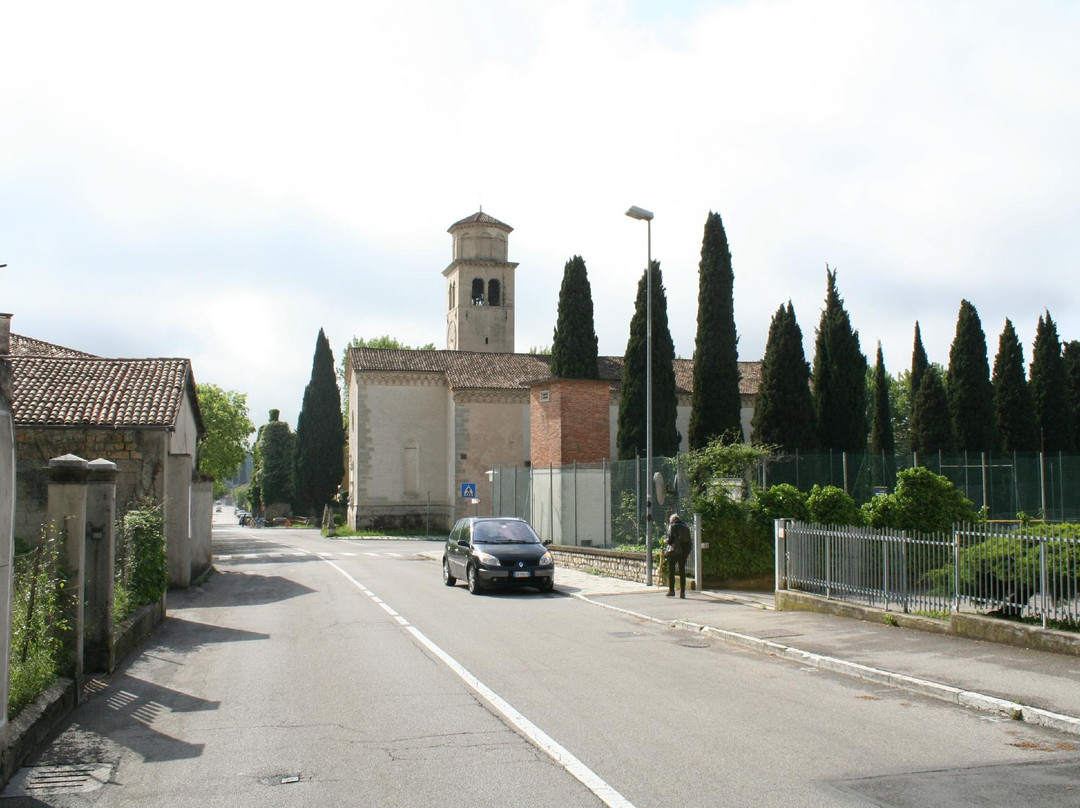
[946, 300, 996, 451]
[688, 211, 742, 447]
[870, 343, 895, 455]
[617, 261, 680, 460]
[908, 322, 930, 447]
[751, 302, 815, 451]
[811, 267, 867, 451]
[255, 409, 296, 507]
[992, 319, 1038, 452]
[549, 255, 600, 379]
[294, 329, 345, 514]
[911, 366, 954, 454]
[1030, 311, 1075, 451]
[1064, 340, 1080, 449]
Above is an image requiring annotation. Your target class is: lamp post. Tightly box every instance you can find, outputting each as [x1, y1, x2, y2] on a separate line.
[625, 205, 654, 586]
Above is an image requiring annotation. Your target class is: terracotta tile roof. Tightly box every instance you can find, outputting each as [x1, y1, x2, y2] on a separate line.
[349, 348, 762, 396]
[448, 211, 513, 232]
[11, 356, 197, 428]
[10, 333, 99, 359]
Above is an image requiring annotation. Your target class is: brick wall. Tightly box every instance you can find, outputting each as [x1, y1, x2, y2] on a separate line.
[530, 378, 610, 467]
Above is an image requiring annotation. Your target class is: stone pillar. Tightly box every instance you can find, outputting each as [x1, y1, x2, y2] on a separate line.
[84, 459, 117, 674]
[47, 454, 89, 701]
[165, 453, 193, 588]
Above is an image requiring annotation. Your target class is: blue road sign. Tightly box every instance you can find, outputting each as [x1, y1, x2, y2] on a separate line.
[460, 483, 477, 499]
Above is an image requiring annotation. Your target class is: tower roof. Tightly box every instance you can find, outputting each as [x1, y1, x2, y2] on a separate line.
[448, 211, 513, 233]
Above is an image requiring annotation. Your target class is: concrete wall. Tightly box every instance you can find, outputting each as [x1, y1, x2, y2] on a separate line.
[529, 466, 610, 547]
[190, 477, 212, 582]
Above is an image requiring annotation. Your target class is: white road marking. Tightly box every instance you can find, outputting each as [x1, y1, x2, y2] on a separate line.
[321, 558, 634, 808]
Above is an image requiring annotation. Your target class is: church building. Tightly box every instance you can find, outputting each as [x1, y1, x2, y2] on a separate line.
[345, 211, 760, 533]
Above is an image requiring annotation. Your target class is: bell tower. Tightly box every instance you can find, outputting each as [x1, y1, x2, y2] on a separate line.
[443, 211, 518, 353]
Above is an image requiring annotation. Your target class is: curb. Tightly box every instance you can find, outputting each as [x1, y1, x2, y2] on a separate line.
[567, 591, 1080, 738]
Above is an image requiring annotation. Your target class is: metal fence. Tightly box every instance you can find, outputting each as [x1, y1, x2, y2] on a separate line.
[777, 519, 1080, 627]
[763, 450, 1080, 521]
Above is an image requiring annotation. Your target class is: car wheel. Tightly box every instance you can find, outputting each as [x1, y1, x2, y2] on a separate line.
[467, 564, 484, 595]
[443, 558, 457, 586]
[538, 579, 554, 594]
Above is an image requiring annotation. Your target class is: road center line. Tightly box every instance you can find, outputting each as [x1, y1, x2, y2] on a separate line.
[321, 558, 634, 808]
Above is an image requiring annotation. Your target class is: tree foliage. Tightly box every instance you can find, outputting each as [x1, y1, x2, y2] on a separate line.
[550, 255, 600, 379]
[1065, 340, 1080, 451]
[688, 211, 742, 448]
[908, 322, 929, 445]
[812, 267, 867, 451]
[869, 343, 895, 456]
[196, 384, 254, 497]
[1030, 311, 1074, 451]
[253, 409, 296, 508]
[294, 329, 346, 514]
[911, 365, 953, 453]
[617, 261, 680, 459]
[946, 300, 996, 450]
[751, 302, 815, 451]
[992, 318, 1038, 452]
[807, 485, 865, 526]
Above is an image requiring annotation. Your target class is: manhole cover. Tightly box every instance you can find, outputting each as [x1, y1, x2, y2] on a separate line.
[4, 764, 113, 796]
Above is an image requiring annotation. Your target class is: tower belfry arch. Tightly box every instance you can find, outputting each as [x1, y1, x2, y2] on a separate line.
[443, 211, 518, 353]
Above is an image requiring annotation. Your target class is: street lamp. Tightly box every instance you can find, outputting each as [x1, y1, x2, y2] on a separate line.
[625, 205, 654, 586]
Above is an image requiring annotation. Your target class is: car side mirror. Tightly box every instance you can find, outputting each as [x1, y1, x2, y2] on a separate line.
[542, 539, 552, 547]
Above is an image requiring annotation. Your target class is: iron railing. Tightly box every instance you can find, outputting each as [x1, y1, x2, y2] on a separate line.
[777, 520, 1080, 627]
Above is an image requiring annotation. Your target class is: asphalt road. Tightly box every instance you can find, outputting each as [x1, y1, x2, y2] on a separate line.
[4, 517, 1080, 806]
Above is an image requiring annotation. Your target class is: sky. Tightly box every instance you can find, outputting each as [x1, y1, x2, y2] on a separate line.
[4, 0, 1079, 434]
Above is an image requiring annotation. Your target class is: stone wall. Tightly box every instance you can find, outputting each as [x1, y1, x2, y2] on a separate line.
[550, 545, 649, 584]
[14, 428, 167, 542]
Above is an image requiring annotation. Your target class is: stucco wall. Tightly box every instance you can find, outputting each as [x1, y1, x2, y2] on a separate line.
[350, 372, 452, 530]
[0, 358, 15, 745]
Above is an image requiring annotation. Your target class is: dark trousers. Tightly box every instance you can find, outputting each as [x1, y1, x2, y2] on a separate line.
[667, 555, 686, 596]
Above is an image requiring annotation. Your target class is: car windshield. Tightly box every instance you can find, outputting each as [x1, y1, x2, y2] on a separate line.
[473, 521, 539, 544]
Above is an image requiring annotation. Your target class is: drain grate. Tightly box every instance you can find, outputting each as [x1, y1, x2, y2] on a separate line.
[4, 763, 113, 796]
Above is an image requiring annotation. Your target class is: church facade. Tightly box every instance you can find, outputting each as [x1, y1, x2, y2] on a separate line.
[345, 211, 760, 533]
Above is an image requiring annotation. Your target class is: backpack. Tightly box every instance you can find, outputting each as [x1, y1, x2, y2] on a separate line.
[666, 519, 691, 560]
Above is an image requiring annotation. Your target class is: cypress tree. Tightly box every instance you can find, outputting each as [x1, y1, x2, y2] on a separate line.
[946, 300, 996, 451]
[908, 322, 929, 446]
[992, 318, 1038, 452]
[811, 267, 868, 451]
[550, 255, 600, 379]
[911, 366, 953, 454]
[1065, 340, 1080, 450]
[617, 261, 680, 460]
[294, 329, 346, 514]
[870, 343, 895, 455]
[1030, 311, 1074, 451]
[688, 211, 742, 447]
[751, 302, 815, 451]
[256, 409, 296, 507]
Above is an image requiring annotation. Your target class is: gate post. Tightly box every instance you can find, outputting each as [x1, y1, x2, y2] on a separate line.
[47, 454, 89, 702]
[84, 458, 117, 674]
[774, 519, 789, 591]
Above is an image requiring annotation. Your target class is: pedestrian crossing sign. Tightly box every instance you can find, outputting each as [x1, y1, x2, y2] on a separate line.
[460, 483, 476, 499]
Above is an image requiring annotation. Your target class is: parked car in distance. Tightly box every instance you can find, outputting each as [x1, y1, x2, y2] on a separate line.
[236, 510, 251, 525]
[443, 517, 554, 595]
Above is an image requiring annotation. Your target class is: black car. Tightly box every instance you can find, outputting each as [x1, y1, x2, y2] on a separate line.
[442, 517, 554, 594]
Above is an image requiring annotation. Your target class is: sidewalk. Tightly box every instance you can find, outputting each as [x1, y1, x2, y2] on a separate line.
[553, 566, 1080, 737]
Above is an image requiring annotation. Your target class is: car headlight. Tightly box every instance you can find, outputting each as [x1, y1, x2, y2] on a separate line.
[475, 551, 500, 566]
[539, 551, 553, 566]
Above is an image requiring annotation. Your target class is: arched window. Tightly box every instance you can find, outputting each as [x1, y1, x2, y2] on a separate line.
[471, 278, 485, 306]
[448, 281, 455, 310]
[488, 279, 501, 307]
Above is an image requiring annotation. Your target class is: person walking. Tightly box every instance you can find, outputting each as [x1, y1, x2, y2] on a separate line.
[665, 512, 691, 598]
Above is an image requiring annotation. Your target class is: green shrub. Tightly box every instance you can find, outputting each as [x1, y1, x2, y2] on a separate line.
[807, 485, 865, 526]
[751, 484, 810, 524]
[9, 531, 66, 719]
[862, 466, 974, 533]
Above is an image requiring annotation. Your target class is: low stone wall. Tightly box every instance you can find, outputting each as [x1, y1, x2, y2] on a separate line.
[550, 545, 649, 583]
